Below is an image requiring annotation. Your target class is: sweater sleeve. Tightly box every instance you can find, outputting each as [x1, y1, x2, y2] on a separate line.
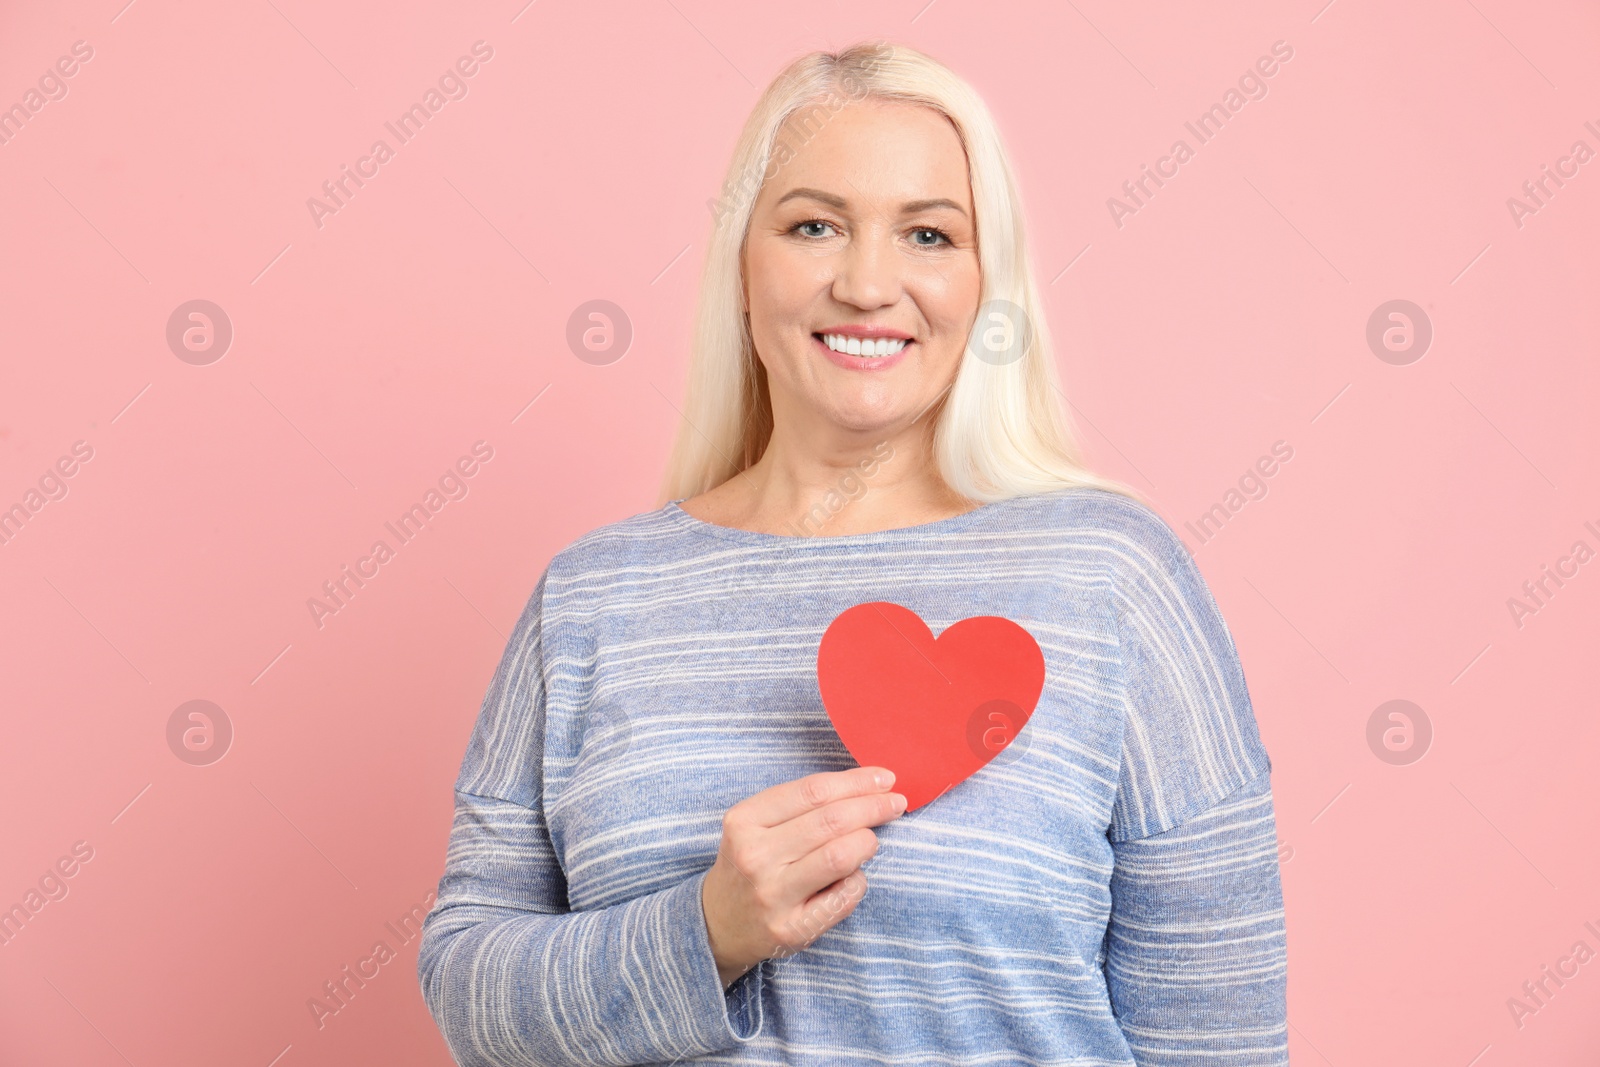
[1102, 769, 1289, 1065]
[1106, 520, 1273, 842]
[416, 570, 766, 1066]
[1100, 514, 1286, 1063]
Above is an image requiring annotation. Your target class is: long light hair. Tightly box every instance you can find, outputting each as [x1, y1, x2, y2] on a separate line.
[658, 40, 1142, 508]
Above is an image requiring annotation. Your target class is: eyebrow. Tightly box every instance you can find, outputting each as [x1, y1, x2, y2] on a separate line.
[774, 187, 969, 218]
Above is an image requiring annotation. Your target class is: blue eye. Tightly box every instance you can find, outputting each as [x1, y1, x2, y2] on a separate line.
[792, 220, 837, 238]
[911, 228, 951, 246]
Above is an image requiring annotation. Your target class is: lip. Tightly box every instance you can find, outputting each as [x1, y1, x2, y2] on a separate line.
[818, 324, 914, 340]
[813, 332, 911, 371]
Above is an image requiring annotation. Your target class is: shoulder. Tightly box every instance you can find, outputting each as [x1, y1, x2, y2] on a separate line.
[538, 503, 695, 592]
[1004, 488, 1227, 656]
[495, 505, 692, 657]
[549, 503, 679, 565]
[1001, 486, 1192, 582]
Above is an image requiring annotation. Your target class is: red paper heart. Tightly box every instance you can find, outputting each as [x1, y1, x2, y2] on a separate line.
[816, 602, 1046, 811]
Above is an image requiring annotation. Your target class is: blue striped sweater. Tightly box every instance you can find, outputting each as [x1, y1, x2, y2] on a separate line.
[418, 486, 1287, 1065]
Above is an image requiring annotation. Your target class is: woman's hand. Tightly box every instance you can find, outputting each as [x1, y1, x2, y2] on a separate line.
[701, 766, 907, 988]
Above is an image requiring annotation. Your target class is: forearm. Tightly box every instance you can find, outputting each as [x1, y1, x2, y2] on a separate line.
[417, 791, 764, 1066]
[1103, 770, 1288, 1066]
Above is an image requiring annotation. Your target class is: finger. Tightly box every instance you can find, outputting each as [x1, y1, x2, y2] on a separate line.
[765, 790, 906, 866]
[802, 869, 870, 930]
[742, 766, 896, 829]
[778, 825, 882, 906]
[772, 870, 869, 957]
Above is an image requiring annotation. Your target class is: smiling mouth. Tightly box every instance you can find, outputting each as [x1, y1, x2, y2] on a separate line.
[814, 332, 911, 358]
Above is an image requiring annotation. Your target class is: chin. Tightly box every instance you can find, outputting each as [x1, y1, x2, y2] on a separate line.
[818, 391, 911, 434]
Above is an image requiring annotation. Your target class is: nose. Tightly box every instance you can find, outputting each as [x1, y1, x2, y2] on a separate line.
[830, 227, 902, 311]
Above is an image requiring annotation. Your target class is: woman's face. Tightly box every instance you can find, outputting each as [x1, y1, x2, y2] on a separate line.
[743, 99, 981, 437]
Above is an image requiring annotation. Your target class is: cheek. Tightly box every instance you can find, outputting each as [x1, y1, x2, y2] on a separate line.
[746, 244, 829, 333]
[913, 265, 981, 341]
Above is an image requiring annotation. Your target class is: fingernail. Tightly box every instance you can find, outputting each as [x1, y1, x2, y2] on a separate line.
[874, 769, 895, 788]
[890, 793, 907, 814]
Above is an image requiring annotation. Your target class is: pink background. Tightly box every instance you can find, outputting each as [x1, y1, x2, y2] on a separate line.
[2, 0, 1597, 1063]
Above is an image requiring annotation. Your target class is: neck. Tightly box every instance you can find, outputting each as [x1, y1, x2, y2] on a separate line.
[721, 412, 975, 538]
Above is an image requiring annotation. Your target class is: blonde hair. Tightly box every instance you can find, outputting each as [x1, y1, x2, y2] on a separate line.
[658, 40, 1143, 507]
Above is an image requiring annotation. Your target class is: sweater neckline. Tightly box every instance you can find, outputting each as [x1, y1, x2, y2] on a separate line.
[660, 495, 1012, 547]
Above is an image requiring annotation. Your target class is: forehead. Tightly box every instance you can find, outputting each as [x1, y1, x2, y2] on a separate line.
[761, 98, 972, 211]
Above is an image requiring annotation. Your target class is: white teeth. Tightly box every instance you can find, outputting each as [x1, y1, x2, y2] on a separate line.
[821, 333, 908, 357]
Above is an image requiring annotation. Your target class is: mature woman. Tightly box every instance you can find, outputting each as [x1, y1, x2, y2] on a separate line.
[419, 41, 1287, 1066]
